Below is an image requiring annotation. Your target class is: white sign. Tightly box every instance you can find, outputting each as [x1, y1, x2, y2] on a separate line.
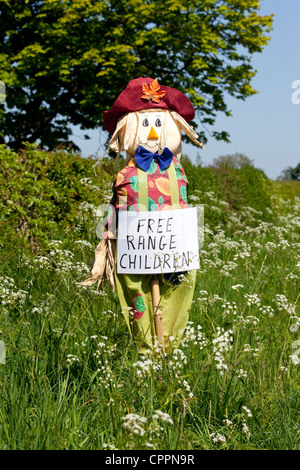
[117, 207, 200, 274]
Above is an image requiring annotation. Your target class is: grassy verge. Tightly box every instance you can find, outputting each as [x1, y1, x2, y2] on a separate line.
[0, 145, 299, 449]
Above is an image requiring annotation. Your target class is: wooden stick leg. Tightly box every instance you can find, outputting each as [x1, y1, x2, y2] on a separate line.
[151, 275, 165, 353]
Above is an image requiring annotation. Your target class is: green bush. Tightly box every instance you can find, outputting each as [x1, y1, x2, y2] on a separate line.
[185, 163, 272, 212]
[0, 143, 112, 253]
[216, 165, 273, 215]
[267, 179, 300, 217]
[184, 162, 274, 231]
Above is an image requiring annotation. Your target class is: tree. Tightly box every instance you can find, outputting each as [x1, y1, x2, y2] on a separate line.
[291, 163, 300, 181]
[212, 153, 255, 169]
[278, 163, 300, 181]
[0, 0, 273, 152]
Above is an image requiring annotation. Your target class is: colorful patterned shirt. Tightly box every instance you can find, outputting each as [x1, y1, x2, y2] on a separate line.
[104, 156, 189, 239]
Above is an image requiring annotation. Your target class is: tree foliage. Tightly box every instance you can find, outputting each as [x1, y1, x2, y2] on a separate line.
[212, 152, 255, 169]
[290, 163, 300, 181]
[0, 0, 273, 151]
[278, 163, 300, 181]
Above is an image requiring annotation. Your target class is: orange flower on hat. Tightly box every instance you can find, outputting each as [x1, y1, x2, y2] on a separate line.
[141, 78, 166, 103]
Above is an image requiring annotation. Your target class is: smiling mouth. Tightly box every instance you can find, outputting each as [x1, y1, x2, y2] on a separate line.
[138, 139, 160, 149]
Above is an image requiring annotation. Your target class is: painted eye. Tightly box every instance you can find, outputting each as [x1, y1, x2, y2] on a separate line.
[142, 118, 149, 127]
[155, 118, 162, 127]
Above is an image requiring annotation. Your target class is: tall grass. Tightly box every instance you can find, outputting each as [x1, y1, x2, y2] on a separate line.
[0, 147, 299, 450]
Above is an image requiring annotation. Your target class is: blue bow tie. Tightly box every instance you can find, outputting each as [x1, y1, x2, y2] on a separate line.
[134, 145, 173, 172]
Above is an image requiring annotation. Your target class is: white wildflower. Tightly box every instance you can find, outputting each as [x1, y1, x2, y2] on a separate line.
[212, 327, 233, 374]
[223, 419, 233, 427]
[210, 432, 226, 444]
[237, 369, 248, 379]
[242, 422, 251, 438]
[122, 413, 147, 437]
[244, 294, 261, 307]
[231, 284, 244, 290]
[66, 354, 80, 366]
[290, 354, 300, 365]
[74, 240, 93, 249]
[275, 294, 295, 314]
[222, 301, 238, 316]
[259, 305, 274, 317]
[0, 277, 28, 307]
[152, 410, 173, 425]
[242, 406, 252, 418]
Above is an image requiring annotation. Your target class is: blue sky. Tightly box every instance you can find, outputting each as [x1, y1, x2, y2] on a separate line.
[71, 0, 300, 180]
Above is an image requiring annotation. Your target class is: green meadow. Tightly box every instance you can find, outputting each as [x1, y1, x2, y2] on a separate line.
[0, 144, 299, 450]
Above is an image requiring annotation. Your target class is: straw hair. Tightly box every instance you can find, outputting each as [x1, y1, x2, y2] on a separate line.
[107, 109, 204, 157]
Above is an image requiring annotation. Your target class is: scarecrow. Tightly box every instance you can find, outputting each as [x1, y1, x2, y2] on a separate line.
[82, 77, 204, 356]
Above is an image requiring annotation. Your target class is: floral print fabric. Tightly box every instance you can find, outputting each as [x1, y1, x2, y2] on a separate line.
[104, 156, 188, 239]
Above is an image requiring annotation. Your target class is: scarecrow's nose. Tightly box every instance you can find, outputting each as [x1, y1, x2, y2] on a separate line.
[147, 126, 159, 140]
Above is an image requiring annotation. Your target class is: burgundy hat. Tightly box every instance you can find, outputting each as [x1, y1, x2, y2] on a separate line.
[103, 77, 195, 134]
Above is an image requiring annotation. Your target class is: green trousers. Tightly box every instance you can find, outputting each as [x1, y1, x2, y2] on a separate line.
[115, 268, 196, 355]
